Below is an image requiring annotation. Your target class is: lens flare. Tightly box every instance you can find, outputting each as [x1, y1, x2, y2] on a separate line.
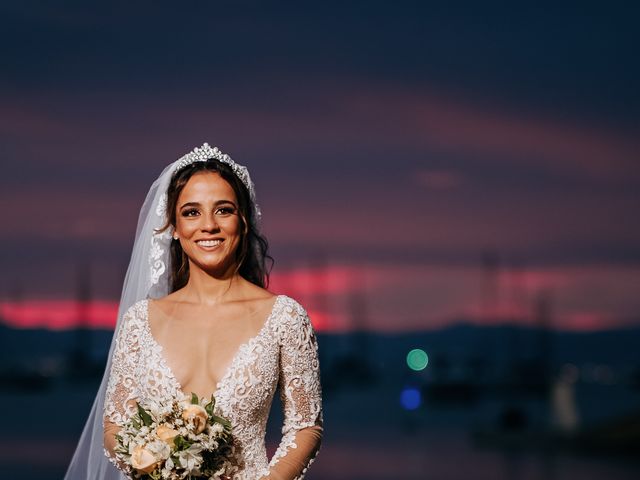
[400, 387, 421, 410]
[406, 348, 428, 371]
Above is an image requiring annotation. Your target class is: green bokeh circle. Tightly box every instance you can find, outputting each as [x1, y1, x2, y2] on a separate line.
[406, 348, 429, 371]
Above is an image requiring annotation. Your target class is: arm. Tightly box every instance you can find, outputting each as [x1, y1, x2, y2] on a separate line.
[102, 303, 142, 474]
[266, 301, 323, 480]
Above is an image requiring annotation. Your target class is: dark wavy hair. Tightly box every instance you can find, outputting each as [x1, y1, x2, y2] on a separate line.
[155, 159, 273, 292]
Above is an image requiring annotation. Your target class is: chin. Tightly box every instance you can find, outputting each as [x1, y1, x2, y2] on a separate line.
[191, 255, 236, 274]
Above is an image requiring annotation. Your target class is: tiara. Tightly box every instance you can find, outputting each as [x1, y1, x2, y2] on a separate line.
[175, 143, 251, 192]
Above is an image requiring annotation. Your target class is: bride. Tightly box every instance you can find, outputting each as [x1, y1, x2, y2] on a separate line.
[64, 143, 323, 480]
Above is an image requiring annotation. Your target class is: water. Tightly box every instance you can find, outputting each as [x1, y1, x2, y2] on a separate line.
[2, 377, 638, 479]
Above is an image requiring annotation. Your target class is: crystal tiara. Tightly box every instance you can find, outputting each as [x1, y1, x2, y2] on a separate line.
[174, 143, 260, 218]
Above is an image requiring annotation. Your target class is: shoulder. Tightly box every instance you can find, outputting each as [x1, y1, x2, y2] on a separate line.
[277, 294, 309, 318]
[273, 294, 315, 336]
[123, 298, 149, 318]
[116, 299, 149, 332]
[111, 299, 149, 352]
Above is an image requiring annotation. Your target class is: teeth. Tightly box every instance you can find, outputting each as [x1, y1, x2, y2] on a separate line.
[197, 239, 222, 247]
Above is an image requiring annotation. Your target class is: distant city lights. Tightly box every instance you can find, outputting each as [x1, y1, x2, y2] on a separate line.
[406, 348, 429, 371]
[400, 387, 421, 410]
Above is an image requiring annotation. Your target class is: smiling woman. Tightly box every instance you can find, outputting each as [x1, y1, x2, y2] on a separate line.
[64, 144, 323, 480]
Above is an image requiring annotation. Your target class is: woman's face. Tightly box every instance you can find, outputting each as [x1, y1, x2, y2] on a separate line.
[174, 171, 242, 276]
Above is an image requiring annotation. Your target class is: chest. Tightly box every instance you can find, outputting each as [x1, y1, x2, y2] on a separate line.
[136, 312, 281, 423]
[151, 320, 260, 388]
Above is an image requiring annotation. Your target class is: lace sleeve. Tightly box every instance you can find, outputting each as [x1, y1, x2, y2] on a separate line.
[102, 302, 143, 473]
[268, 300, 323, 480]
[103, 302, 142, 425]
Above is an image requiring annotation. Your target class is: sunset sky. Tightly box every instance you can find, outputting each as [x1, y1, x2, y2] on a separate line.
[1, 2, 638, 331]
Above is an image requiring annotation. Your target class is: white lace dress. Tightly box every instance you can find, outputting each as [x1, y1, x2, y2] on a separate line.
[103, 294, 323, 479]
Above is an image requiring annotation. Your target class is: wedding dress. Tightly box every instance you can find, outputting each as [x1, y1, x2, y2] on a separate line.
[103, 294, 323, 479]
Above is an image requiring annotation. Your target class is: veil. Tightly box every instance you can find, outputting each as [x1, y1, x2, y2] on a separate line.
[64, 144, 259, 479]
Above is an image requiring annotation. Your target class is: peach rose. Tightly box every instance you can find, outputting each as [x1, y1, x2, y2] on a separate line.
[131, 445, 160, 474]
[156, 424, 179, 445]
[182, 404, 208, 434]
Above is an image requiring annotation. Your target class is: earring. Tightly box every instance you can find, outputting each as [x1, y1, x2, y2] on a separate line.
[173, 234, 179, 240]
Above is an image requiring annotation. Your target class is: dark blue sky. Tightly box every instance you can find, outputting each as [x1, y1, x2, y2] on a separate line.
[1, 1, 639, 330]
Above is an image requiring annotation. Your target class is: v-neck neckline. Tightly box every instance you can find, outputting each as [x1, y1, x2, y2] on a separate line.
[142, 294, 283, 401]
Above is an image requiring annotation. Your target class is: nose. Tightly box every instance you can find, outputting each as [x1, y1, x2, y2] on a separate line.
[201, 211, 220, 231]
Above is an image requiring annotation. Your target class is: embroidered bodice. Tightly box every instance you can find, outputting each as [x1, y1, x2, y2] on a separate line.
[103, 294, 323, 480]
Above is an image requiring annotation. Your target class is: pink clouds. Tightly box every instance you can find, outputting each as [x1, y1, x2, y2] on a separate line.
[0, 186, 141, 241]
[340, 87, 639, 182]
[2, 80, 638, 335]
[4, 79, 637, 183]
[0, 299, 331, 332]
[0, 300, 118, 330]
[3, 81, 638, 259]
[1, 262, 638, 332]
[415, 169, 466, 190]
[259, 174, 639, 256]
[282, 262, 640, 332]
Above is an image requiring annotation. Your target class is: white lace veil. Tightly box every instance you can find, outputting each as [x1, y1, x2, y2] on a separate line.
[64, 144, 260, 480]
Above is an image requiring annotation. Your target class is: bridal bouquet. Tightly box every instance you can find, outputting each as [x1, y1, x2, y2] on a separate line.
[114, 393, 233, 480]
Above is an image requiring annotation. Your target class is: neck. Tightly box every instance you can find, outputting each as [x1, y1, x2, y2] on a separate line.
[181, 261, 241, 306]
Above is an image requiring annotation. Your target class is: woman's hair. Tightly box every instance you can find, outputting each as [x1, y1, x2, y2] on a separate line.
[155, 159, 273, 291]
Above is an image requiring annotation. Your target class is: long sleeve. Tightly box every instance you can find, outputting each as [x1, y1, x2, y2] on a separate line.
[267, 301, 323, 480]
[102, 303, 142, 473]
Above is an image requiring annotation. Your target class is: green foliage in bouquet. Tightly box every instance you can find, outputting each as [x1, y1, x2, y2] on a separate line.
[113, 393, 233, 480]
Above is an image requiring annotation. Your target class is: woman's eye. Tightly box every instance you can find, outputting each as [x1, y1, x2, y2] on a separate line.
[216, 207, 235, 215]
[182, 208, 199, 217]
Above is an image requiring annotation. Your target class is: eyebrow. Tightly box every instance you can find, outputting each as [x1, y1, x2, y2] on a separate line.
[179, 200, 237, 209]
